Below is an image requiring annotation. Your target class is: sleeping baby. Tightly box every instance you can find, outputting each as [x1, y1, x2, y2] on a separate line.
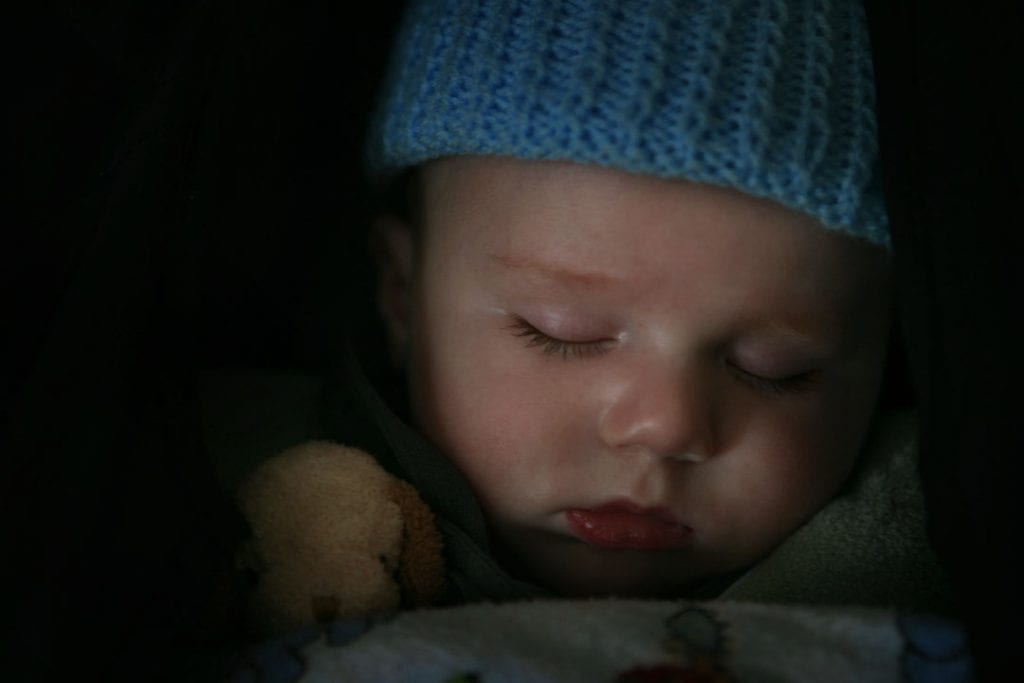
[348, 0, 948, 608]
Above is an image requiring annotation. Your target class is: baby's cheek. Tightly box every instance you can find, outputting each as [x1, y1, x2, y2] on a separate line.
[717, 420, 848, 526]
[416, 359, 518, 466]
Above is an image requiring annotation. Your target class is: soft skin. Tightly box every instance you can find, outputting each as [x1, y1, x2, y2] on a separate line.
[376, 155, 892, 597]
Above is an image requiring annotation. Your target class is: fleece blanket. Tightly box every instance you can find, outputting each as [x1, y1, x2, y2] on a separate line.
[231, 599, 973, 683]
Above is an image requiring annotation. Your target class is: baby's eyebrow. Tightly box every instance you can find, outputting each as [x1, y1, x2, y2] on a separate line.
[488, 252, 620, 289]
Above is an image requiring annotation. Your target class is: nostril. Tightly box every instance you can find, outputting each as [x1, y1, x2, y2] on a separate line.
[667, 451, 707, 463]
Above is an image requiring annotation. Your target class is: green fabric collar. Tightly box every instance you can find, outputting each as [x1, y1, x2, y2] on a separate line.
[332, 350, 548, 603]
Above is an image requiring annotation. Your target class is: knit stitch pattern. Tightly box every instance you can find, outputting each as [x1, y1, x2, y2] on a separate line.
[367, 0, 888, 246]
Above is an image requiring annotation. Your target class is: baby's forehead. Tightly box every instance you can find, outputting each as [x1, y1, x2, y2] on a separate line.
[418, 156, 890, 315]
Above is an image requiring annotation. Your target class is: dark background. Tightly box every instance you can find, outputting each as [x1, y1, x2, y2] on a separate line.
[7, 2, 403, 679]
[6, 1, 1022, 679]
[866, 3, 1023, 679]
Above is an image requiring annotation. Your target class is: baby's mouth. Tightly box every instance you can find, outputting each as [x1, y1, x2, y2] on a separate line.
[565, 500, 693, 550]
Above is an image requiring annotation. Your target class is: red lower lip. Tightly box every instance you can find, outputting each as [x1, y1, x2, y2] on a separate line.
[565, 501, 693, 550]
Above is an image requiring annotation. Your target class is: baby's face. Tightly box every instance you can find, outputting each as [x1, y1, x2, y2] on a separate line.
[377, 156, 892, 597]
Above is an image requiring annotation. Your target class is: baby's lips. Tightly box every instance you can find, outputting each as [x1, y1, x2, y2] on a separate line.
[565, 502, 693, 550]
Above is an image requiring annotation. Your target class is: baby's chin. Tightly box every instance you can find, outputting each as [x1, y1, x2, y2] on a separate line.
[493, 525, 733, 599]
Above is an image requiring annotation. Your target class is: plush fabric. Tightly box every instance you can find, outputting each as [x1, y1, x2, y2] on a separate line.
[231, 599, 974, 682]
[367, 0, 889, 246]
[720, 409, 954, 610]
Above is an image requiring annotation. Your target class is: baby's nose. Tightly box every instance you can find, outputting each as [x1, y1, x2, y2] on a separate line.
[597, 361, 716, 462]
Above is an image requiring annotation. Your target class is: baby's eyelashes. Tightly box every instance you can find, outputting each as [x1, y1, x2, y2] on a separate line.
[724, 360, 820, 395]
[507, 317, 614, 360]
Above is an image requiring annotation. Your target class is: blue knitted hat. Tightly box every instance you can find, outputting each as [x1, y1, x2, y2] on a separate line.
[367, 0, 889, 246]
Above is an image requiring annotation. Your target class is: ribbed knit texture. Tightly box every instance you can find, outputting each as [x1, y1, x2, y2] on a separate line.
[367, 0, 888, 246]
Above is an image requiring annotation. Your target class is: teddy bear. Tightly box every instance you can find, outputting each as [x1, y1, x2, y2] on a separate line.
[235, 440, 447, 635]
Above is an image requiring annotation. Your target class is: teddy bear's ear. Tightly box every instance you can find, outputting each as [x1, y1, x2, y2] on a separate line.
[237, 441, 408, 634]
[388, 477, 446, 606]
